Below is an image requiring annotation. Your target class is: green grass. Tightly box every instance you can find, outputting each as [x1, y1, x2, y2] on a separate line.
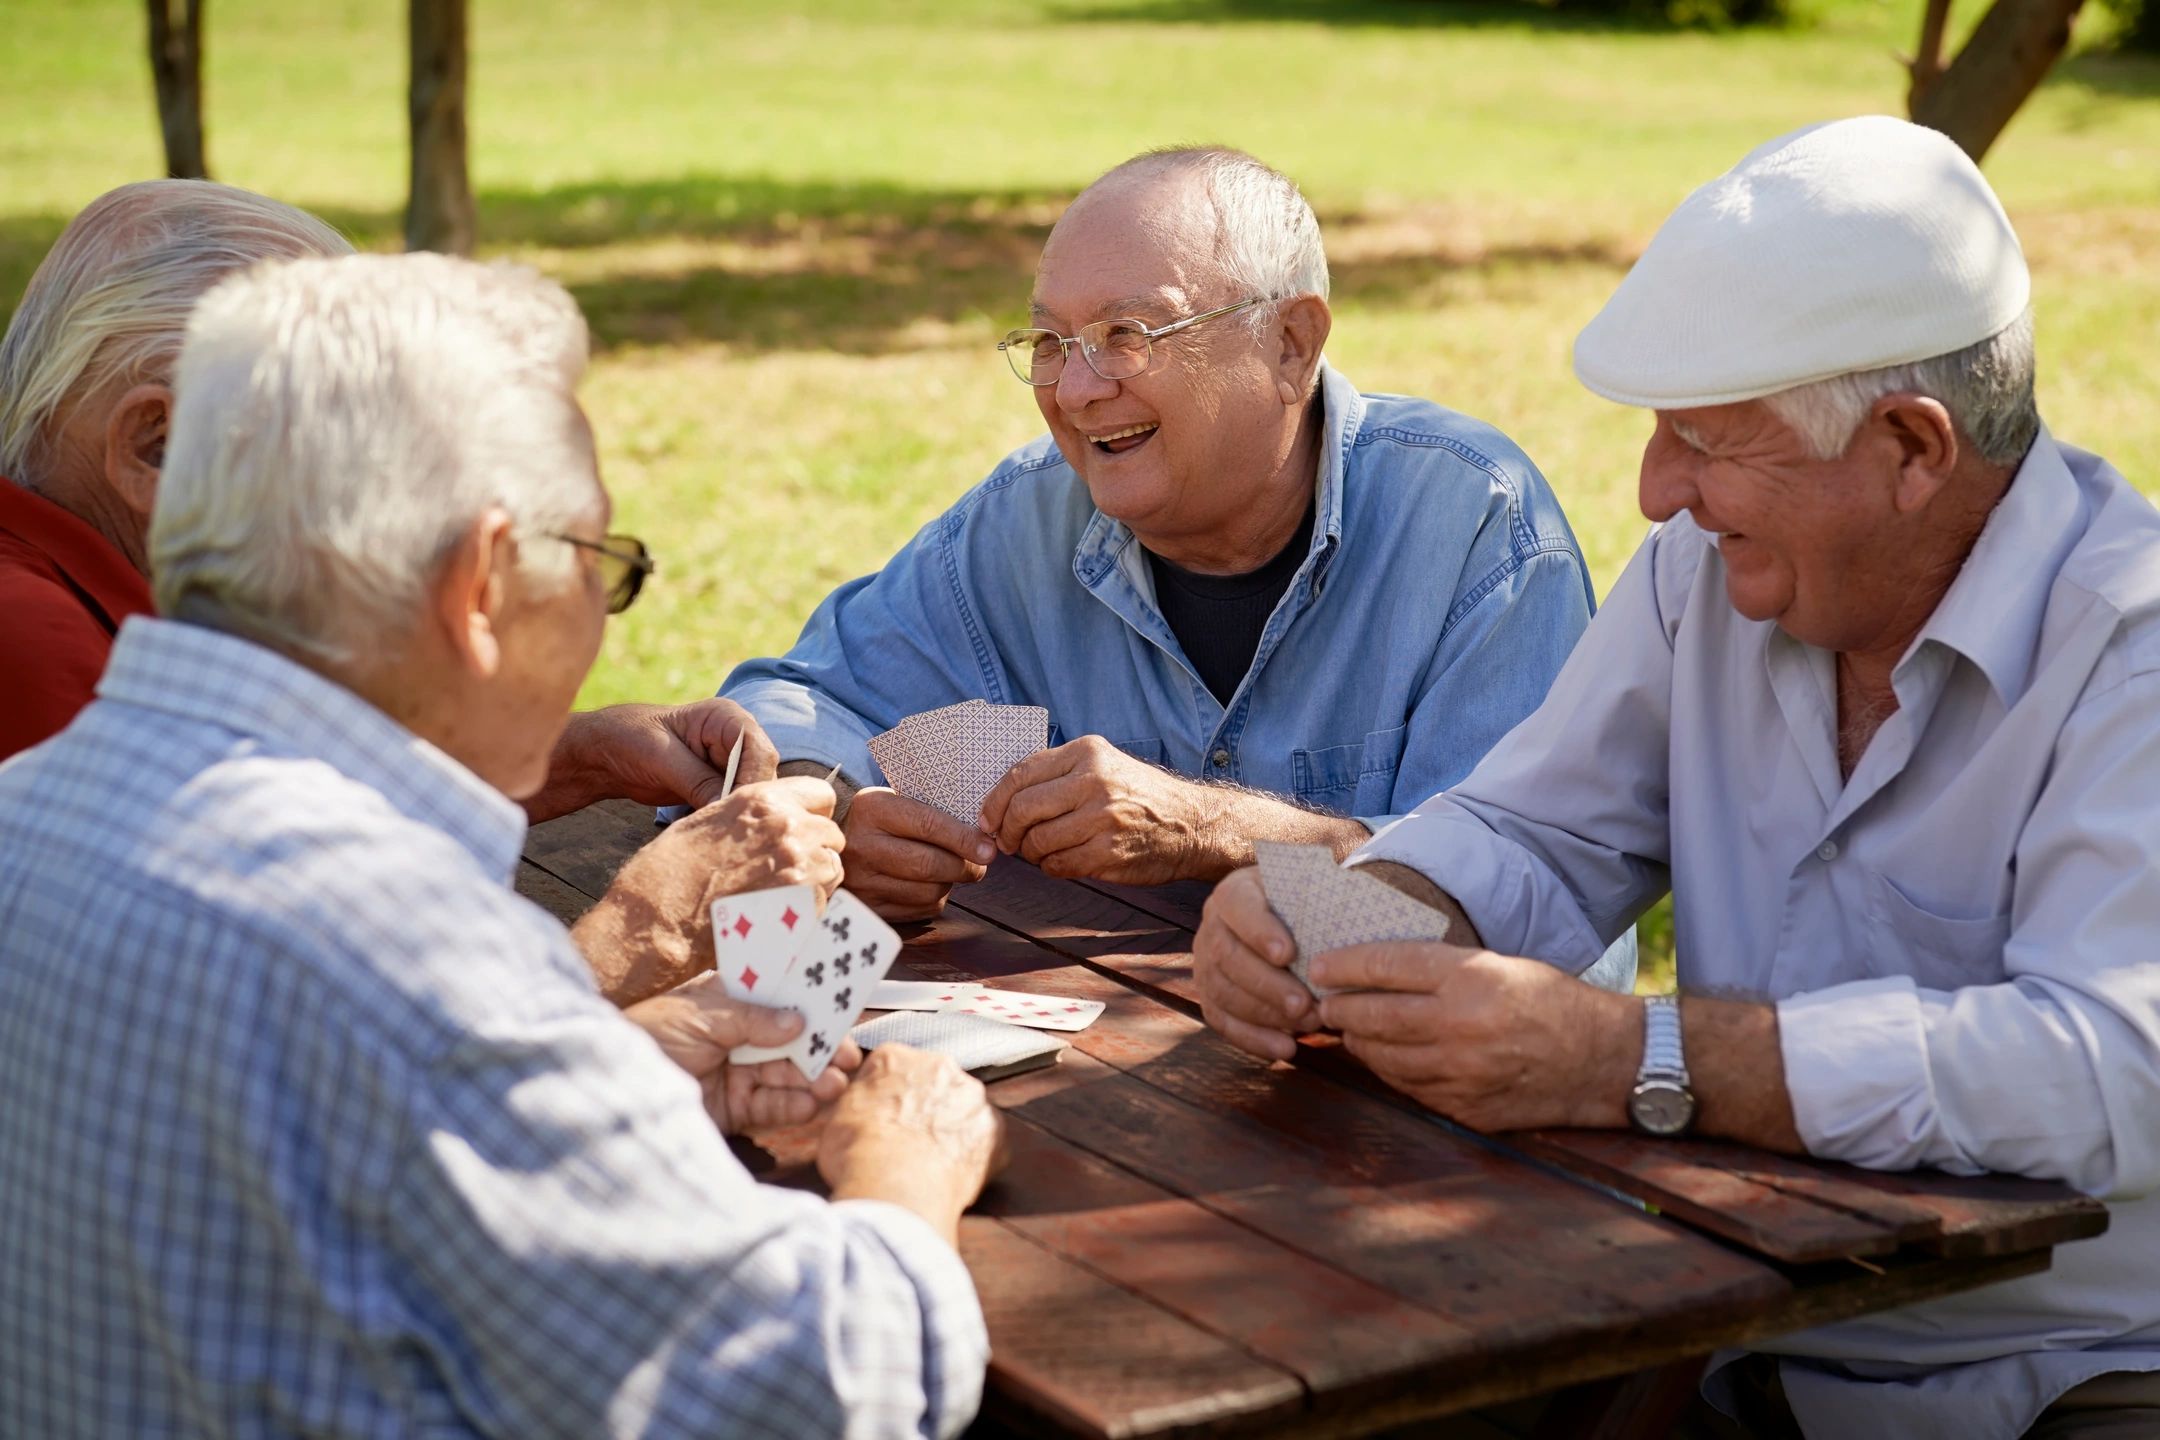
[5, 0, 2157, 989]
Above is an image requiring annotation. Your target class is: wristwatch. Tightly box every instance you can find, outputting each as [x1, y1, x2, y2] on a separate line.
[1628, 995, 1697, 1136]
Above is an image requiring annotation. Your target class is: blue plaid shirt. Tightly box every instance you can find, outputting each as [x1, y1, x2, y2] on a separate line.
[0, 617, 987, 1440]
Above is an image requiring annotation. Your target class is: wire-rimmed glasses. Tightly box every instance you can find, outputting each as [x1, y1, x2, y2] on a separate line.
[554, 532, 654, 614]
[997, 297, 1261, 386]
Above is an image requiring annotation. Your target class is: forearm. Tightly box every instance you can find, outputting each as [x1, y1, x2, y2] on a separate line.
[827, 1141, 968, 1249]
[1187, 787, 1371, 880]
[571, 891, 699, 1006]
[1680, 996, 1805, 1152]
[525, 710, 610, 824]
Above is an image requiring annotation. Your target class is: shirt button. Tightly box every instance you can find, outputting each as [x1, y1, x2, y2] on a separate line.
[1211, 749, 1232, 769]
[1817, 840, 1840, 862]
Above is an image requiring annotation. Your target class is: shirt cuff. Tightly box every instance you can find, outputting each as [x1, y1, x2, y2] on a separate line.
[830, 1198, 990, 1429]
[1777, 977, 1967, 1173]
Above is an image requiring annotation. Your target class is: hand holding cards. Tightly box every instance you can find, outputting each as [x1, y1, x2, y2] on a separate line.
[1254, 841, 1453, 999]
[869, 700, 1048, 823]
[713, 885, 902, 1080]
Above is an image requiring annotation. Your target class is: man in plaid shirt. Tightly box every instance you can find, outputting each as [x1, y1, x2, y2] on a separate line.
[0, 253, 1002, 1439]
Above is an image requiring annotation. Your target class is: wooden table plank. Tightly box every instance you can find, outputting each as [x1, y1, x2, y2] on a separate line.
[1515, 1131, 2108, 1262]
[521, 796, 656, 897]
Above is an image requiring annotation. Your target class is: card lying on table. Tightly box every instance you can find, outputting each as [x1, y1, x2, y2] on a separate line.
[867, 978, 1106, 1032]
[852, 1009, 1068, 1081]
[713, 886, 902, 1081]
[869, 699, 1049, 823]
[1254, 841, 1452, 1000]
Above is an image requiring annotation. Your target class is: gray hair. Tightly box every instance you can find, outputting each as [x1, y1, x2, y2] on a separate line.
[1763, 308, 2040, 468]
[0, 180, 352, 488]
[153, 254, 598, 668]
[1094, 147, 1330, 337]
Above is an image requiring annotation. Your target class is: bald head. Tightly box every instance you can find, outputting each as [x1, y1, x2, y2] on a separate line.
[1036, 147, 1329, 333]
[0, 179, 352, 490]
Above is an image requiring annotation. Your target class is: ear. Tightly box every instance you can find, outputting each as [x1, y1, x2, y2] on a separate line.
[102, 383, 171, 518]
[1271, 296, 1333, 406]
[1872, 394, 1959, 515]
[432, 506, 517, 680]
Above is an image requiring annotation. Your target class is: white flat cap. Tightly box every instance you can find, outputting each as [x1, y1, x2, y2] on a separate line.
[1573, 115, 2030, 409]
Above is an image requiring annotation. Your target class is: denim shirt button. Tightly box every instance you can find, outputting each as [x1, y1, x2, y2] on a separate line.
[1210, 749, 1232, 769]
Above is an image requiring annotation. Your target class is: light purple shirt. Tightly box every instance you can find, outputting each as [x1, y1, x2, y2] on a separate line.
[1357, 431, 2160, 1438]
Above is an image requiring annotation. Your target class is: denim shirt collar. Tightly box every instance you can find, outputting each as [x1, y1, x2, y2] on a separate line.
[1070, 359, 1361, 607]
[97, 616, 528, 882]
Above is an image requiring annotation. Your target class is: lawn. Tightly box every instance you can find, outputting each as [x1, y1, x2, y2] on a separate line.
[5, 0, 2157, 983]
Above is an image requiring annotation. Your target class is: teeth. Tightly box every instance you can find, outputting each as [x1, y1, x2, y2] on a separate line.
[1086, 423, 1158, 443]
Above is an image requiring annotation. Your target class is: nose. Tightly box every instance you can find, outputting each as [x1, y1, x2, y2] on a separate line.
[1052, 345, 1118, 414]
[1638, 420, 1702, 524]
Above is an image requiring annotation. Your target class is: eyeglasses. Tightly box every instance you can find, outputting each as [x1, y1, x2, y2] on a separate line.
[553, 532, 654, 614]
[997, 297, 1261, 387]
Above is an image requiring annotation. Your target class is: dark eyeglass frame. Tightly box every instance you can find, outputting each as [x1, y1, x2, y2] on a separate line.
[554, 532, 655, 614]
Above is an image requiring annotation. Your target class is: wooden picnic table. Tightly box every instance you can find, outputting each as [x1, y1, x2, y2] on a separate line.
[519, 799, 2108, 1440]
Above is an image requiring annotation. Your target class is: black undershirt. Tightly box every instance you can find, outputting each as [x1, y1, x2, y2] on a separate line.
[1146, 499, 1317, 706]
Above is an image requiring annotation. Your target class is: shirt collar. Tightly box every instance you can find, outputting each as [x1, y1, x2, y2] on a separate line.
[1902, 427, 2083, 707]
[1072, 359, 1357, 585]
[0, 476, 155, 631]
[96, 616, 528, 881]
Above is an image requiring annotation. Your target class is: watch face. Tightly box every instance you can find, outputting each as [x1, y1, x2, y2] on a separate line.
[1630, 1080, 1696, 1137]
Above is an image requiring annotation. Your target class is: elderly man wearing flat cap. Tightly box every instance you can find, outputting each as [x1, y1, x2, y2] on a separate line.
[1195, 116, 2160, 1437]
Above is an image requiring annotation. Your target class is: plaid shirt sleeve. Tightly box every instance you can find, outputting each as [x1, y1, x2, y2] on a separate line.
[381, 917, 988, 1440]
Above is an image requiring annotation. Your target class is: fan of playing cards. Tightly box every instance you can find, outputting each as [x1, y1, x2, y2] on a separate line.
[714, 886, 902, 1081]
[868, 700, 1048, 822]
[1254, 841, 1454, 1000]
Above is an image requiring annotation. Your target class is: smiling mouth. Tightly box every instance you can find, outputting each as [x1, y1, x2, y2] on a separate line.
[1085, 422, 1158, 456]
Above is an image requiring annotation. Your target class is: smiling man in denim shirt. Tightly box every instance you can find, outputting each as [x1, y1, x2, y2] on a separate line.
[721, 149, 1623, 978]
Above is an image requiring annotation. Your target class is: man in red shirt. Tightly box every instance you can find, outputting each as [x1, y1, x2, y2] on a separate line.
[0, 181, 775, 820]
[0, 181, 351, 762]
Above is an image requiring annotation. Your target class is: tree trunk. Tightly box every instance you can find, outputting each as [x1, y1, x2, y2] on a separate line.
[1906, 0, 1954, 110]
[1910, 0, 2087, 163]
[145, 0, 208, 179]
[406, 0, 475, 255]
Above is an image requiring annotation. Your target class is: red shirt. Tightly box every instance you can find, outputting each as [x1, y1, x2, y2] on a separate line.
[0, 476, 155, 762]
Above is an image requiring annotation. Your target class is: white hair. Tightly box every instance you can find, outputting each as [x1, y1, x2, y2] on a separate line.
[0, 180, 352, 488]
[1095, 147, 1330, 338]
[1762, 308, 2040, 468]
[152, 254, 597, 667]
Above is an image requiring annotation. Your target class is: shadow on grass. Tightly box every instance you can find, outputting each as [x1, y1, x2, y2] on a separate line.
[0, 170, 1636, 357]
[1056, 0, 1710, 33]
[2054, 46, 2160, 99]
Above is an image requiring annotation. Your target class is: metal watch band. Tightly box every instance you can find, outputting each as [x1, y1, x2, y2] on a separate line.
[1638, 994, 1690, 1086]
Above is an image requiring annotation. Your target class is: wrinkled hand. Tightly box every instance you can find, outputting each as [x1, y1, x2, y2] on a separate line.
[1313, 944, 1638, 1132]
[978, 735, 1212, 884]
[817, 1044, 1007, 1242]
[1193, 865, 1315, 1061]
[841, 787, 993, 922]
[626, 972, 862, 1134]
[576, 775, 846, 1004]
[608, 699, 781, 809]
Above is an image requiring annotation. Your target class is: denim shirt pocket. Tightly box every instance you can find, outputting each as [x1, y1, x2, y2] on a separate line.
[1108, 736, 1165, 765]
[1292, 725, 1407, 817]
[1861, 866, 2012, 991]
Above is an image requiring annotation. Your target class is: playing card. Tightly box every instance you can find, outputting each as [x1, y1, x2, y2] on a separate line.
[712, 883, 822, 1065]
[851, 1009, 1068, 1080]
[869, 700, 1047, 823]
[868, 979, 992, 1010]
[866, 979, 1104, 1032]
[1254, 842, 1452, 999]
[726, 888, 903, 1082]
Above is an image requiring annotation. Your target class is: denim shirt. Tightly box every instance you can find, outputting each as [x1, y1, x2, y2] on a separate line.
[726, 363, 1601, 822]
